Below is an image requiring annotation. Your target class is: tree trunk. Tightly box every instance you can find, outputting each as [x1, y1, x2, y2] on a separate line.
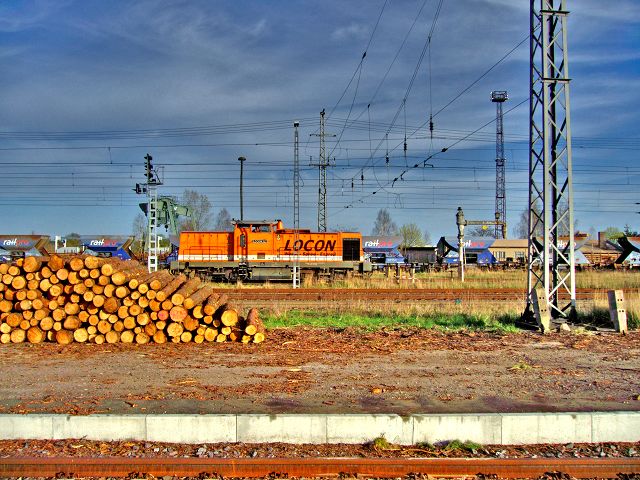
[170, 277, 201, 306]
[155, 274, 187, 302]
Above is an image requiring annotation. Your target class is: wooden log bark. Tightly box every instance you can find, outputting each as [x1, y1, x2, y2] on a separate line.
[55, 329, 74, 345]
[22, 257, 42, 273]
[155, 274, 186, 302]
[245, 308, 265, 336]
[170, 277, 201, 306]
[48, 255, 65, 272]
[219, 305, 239, 327]
[120, 330, 135, 343]
[69, 257, 85, 272]
[183, 285, 215, 310]
[0, 256, 261, 346]
[153, 330, 167, 344]
[183, 316, 199, 332]
[169, 305, 188, 322]
[27, 326, 44, 343]
[73, 328, 89, 343]
[166, 322, 183, 338]
[11, 329, 26, 343]
[204, 293, 228, 316]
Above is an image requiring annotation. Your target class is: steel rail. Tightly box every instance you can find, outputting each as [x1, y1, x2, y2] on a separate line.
[1, 457, 639, 478]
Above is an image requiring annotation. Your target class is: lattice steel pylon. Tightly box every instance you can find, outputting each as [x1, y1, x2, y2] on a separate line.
[526, 0, 576, 328]
[292, 121, 301, 288]
[310, 109, 335, 232]
[491, 91, 508, 239]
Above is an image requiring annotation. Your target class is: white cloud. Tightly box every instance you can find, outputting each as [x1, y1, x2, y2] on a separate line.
[331, 23, 369, 42]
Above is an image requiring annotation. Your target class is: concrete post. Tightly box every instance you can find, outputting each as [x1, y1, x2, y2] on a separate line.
[608, 290, 628, 334]
[532, 288, 551, 333]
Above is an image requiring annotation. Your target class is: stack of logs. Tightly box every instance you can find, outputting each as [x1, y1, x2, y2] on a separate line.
[0, 255, 266, 345]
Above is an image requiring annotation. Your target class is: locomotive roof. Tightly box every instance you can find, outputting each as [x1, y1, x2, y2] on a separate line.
[232, 219, 281, 226]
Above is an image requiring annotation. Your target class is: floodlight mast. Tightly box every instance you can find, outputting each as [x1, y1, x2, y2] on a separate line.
[491, 91, 508, 239]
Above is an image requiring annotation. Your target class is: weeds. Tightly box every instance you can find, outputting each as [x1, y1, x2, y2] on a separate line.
[370, 435, 395, 451]
[444, 439, 483, 452]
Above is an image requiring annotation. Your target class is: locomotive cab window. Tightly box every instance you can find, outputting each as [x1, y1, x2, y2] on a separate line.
[342, 238, 360, 261]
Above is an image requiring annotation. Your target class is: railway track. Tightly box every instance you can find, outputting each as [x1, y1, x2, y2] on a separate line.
[1, 456, 639, 478]
[214, 287, 638, 302]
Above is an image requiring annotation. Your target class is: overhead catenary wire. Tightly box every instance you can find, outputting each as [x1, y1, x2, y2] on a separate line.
[332, 96, 529, 217]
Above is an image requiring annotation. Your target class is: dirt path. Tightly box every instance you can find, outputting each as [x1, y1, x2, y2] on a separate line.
[1, 329, 639, 415]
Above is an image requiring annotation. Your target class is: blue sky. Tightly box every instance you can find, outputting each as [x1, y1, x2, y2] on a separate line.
[1, 0, 639, 239]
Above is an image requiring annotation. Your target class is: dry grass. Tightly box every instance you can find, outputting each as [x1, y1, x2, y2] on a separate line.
[208, 269, 639, 330]
[212, 268, 640, 291]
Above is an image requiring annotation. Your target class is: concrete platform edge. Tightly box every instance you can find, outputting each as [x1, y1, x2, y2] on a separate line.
[0, 412, 638, 445]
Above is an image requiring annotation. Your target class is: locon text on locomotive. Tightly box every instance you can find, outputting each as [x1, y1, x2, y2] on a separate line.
[283, 239, 337, 252]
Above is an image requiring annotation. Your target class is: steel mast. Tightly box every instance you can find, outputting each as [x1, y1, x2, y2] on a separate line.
[491, 91, 508, 239]
[293, 121, 301, 288]
[526, 0, 576, 329]
[310, 109, 335, 232]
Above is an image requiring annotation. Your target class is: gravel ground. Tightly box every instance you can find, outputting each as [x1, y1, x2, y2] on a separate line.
[0, 329, 639, 415]
[1, 439, 639, 459]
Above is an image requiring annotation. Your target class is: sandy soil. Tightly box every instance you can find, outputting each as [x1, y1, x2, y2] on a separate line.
[1, 329, 639, 415]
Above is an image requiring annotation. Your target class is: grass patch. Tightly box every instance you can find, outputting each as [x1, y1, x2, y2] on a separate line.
[370, 436, 394, 450]
[443, 439, 483, 452]
[263, 310, 520, 333]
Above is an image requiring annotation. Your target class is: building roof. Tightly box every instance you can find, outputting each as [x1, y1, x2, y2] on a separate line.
[490, 239, 528, 248]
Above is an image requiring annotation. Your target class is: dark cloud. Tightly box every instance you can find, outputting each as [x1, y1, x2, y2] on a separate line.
[0, 0, 638, 236]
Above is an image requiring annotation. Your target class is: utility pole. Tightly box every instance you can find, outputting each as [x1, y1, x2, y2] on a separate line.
[238, 156, 246, 221]
[491, 91, 508, 239]
[526, 0, 576, 329]
[310, 109, 335, 232]
[292, 121, 301, 288]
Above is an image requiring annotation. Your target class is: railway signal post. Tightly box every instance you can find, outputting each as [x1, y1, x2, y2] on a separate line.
[135, 154, 163, 273]
[456, 207, 465, 282]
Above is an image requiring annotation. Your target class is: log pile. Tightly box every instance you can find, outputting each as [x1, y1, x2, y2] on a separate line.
[0, 256, 266, 345]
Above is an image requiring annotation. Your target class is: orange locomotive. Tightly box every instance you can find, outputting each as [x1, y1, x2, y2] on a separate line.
[172, 219, 371, 281]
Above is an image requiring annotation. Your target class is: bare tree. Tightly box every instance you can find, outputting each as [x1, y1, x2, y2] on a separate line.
[131, 213, 146, 255]
[399, 223, 424, 247]
[331, 223, 360, 232]
[214, 208, 233, 231]
[466, 225, 495, 238]
[179, 189, 213, 231]
[64, 232, 81, 247]
[372, 208, 398, 236]
[513, 201, 543, 238]
[514, 200, 577, 238]
[423, 229, 432, 245]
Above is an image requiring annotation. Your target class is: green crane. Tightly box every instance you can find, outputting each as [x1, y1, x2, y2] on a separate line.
[139, 196, 191, 236]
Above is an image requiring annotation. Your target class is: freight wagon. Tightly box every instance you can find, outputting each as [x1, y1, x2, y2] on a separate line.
[172, 220, 371, 281]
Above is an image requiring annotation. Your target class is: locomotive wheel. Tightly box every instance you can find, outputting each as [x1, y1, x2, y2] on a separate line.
[224, 269, 237, 283]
